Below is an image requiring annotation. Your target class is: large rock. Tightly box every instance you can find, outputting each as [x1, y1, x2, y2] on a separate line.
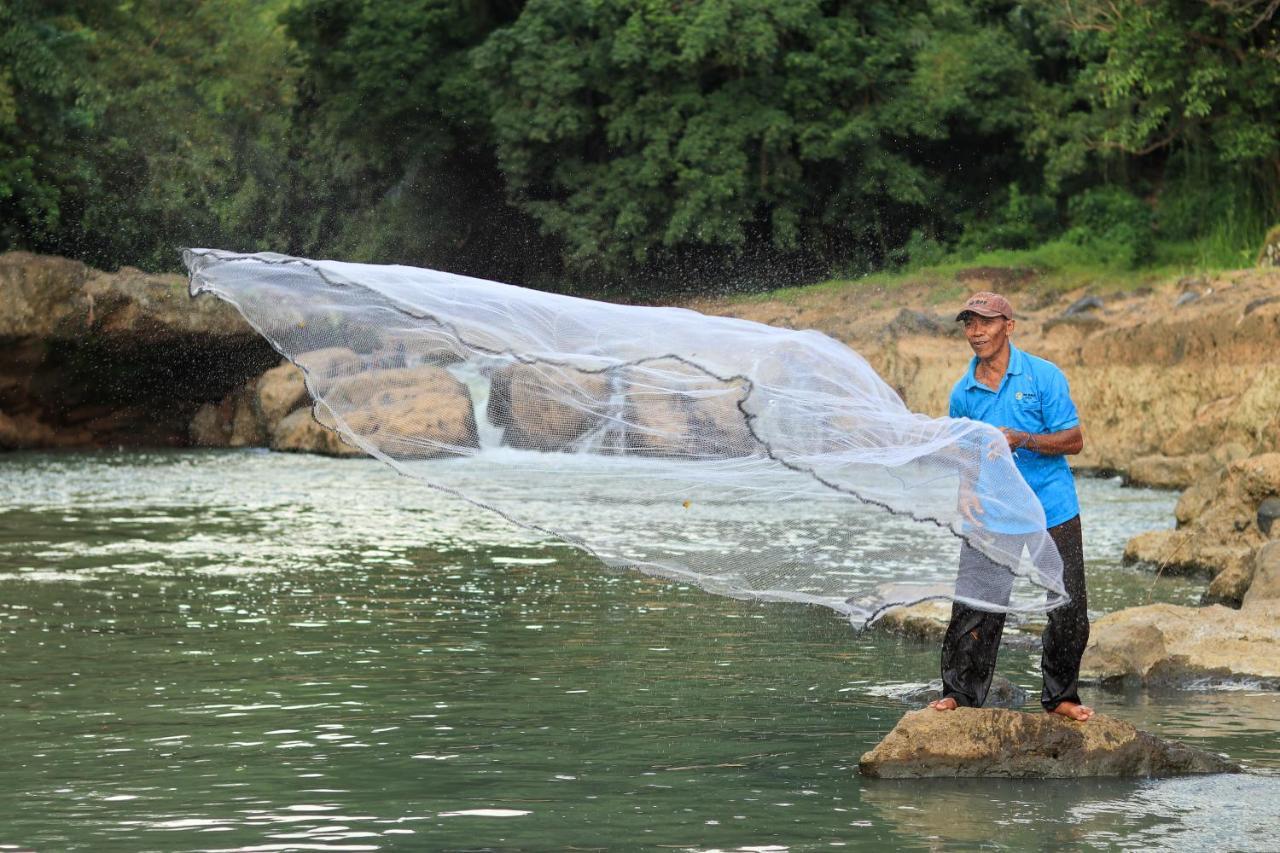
[0, 251, 276, 448]
[859, 708, 1239, 778]
[1080, 601, 1280, 686]
[254, 361, 310, 430]
[486, 363, 612, 452]
[1123, 453, 1280, 605]
[270, 408, 364, 457]
[327, 366, 479, 459]
[623, 359, 755, 458]
[1124, 444, 1248, 489]
[1242, 541, 1280, 606]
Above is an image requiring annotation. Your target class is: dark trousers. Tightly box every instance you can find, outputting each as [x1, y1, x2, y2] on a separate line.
[940, 515, 1088, 711]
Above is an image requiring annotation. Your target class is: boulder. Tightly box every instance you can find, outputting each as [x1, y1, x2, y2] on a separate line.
[1123, 444, 1248, 490]
[487, 363, 612, 452]
[0, 251, 276, 449]
[1080, 601, 1280, 686]
[188, 401, 232, 448]
[624, 360, 755, 458]
[329, 366, 479, 459]
[1258, 497, 1280, 536]
[1123, 453, 1280, 605]
[270, 408, 364, 457]
[858, 708, 1239, 778]
[254, 361, 310, 429]
[1243, 541, 1280, 606]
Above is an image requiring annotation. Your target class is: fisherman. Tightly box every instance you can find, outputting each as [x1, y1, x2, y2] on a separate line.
[929, 291, 1093, 722]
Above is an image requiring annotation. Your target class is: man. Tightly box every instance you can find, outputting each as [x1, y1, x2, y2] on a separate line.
[928, 291, 1093, 722]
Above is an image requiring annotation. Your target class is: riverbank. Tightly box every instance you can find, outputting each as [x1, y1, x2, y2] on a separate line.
[695, 265, 1280, 486]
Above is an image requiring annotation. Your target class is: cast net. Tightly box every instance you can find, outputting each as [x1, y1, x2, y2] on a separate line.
[184, 249, 1066, 625]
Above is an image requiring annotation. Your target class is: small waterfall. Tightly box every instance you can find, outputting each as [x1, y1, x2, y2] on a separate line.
[574, 368, 629, 455]
[451, 363, 506, 450]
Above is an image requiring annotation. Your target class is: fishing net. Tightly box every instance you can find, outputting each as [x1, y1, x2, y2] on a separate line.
[184, 249, 1066, 626]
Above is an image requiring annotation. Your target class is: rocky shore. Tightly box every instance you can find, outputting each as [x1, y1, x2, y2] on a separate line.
[4, 251, 1279, 682]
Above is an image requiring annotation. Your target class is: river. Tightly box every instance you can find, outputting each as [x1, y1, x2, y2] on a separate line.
[0, 450, 1276, 850]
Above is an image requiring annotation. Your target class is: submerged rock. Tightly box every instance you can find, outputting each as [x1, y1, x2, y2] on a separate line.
[859, 708, 1239, 778]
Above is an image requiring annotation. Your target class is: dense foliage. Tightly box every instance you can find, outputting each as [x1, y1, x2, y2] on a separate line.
[1, 0, 1276, 290]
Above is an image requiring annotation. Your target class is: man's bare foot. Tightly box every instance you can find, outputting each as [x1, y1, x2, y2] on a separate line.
[1048, 701, 1094, 722]
[928, 697, 958, 711]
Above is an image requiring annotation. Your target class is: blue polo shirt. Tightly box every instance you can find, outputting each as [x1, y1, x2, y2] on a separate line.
[949, 344, 1080, 528]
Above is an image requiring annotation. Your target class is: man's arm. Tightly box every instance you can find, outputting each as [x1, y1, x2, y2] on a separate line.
[998, 426, 1084, 456]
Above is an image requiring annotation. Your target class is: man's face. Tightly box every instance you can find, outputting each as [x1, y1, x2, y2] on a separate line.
[962, 313, 1014, 359]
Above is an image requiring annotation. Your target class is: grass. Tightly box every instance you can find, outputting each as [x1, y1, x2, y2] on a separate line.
[733, 232, 1263, 306]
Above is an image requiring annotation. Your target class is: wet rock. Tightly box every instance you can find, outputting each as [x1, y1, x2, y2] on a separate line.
[624, 364, 755, 458]
[1257, 497, 1280, 536]
[270, 408, 364, 457]
[331, 366, 479, 460]
[254, 362, 310, 430]
[487, 363, 612, 452]
[872, 600, 953, 642]
[1081, 601, 1280, 687]
[0, 251, 276, 449]
[884, 676, 1029, 710]
[858, 708, 1238, 778]
[188, 401, 231, 448]
[1123, 453, 1280, 604]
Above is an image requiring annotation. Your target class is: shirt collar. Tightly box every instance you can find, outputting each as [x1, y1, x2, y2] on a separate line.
[964, 343, 1024, 391]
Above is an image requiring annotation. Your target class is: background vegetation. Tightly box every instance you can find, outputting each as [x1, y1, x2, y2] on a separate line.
[1, 0, 1277, 293]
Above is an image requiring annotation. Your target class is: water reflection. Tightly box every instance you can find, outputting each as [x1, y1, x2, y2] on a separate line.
[0, 450, 1273, 851]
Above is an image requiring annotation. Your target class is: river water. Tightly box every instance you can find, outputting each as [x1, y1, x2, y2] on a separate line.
[0, 450, 1276, 851]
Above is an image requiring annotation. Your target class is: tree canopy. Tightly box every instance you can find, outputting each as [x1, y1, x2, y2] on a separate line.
[1, 0, 1276, 291]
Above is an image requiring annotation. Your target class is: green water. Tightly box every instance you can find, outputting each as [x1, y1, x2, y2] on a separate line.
[0, 451, 1275, 851]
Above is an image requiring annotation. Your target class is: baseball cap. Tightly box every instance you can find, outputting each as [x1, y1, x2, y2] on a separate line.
[956, 291, 1014, 321]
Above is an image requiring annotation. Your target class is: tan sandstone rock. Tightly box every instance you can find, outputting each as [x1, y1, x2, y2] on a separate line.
[1123, 453, 1280, 604]
[486, 363, 612, 452]
[328, 366, 479, 459]
[254, 361, 310, 429]
[1243, 541, 1280, 606]
[270, 408, 364, 457]
[624, 359, 755, 458]
[858, 708, 1238, 778]
[1124, 444, 1249, 490]
[1080, 601, 1280, 685]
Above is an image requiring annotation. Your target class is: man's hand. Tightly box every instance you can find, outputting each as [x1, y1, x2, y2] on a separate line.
[959, 491, 984, 525]
[998, 426, 1028, 449]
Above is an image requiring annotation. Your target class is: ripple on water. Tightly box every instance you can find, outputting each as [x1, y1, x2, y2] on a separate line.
[0, 450, 1273, 852]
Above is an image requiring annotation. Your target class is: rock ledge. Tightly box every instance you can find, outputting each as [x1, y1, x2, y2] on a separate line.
[859, 708, 1238, 778]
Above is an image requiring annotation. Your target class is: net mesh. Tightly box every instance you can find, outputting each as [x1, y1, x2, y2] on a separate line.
[184, 249, 1066, 626]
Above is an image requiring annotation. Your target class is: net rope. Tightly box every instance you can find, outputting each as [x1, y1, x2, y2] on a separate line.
[184, 249, 1066, 626]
